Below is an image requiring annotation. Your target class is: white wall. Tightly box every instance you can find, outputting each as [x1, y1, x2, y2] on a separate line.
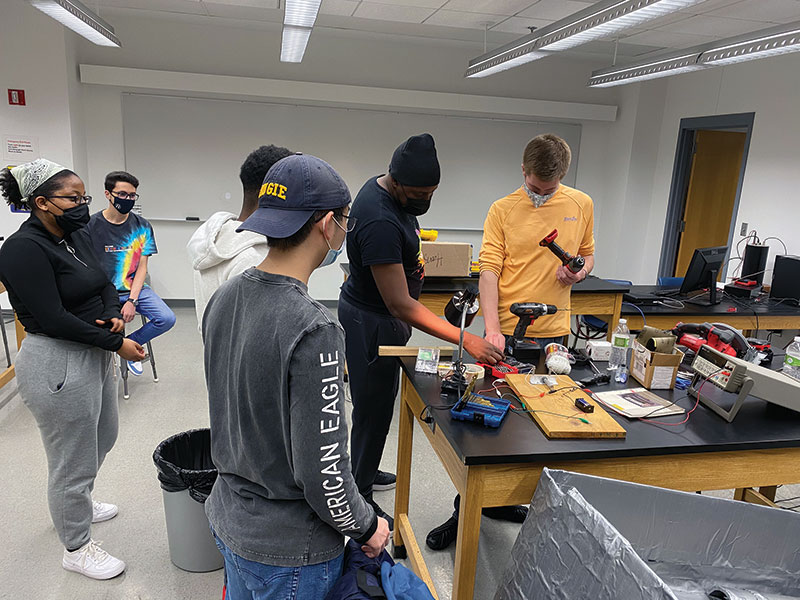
[13, 3, 800, 300]
[639, 52, 800, 285]
[0, 1, 84, 308]
[71, 10, 624, 300]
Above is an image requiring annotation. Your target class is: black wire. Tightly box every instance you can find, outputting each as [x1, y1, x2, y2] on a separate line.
[636, 392, 690, 419]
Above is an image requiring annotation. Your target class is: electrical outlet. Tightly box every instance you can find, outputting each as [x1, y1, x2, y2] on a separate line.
[740, 222, 749, 236]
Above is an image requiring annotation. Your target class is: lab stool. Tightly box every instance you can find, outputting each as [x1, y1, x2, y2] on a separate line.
[120, 314, 159, 399]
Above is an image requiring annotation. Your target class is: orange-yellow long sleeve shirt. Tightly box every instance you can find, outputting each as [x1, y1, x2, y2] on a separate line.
[479, 185, 595, 338]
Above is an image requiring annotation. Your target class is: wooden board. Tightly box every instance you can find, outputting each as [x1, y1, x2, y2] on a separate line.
[505, 374, 626, 439]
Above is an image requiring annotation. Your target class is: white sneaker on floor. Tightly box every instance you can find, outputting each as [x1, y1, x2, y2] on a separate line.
[127, 360, 143, 376]
[92, 500, 118, 523]
[62, 540, 126, 580]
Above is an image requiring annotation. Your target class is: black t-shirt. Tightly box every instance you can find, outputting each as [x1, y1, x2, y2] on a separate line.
[340, 176, 424, 315]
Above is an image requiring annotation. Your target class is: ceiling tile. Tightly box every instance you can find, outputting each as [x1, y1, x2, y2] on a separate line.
[319, 0, 358, 17]
[620, 29, 720, 48]
[575, 39, 666, 58]
[361, 0, 447, 8]
[441, 0, 537, 17]
[202, 0, 278, 7]
[660, 14, 774, 37]
[705, 0, 800, 22]
[490, 16, 553, 35]
[424, 9, 507, 29]
[519, 0, 592, 21]
[353, 2, 437, 23]
[202, 2, 277, 19]
[99, 0, 208, 14]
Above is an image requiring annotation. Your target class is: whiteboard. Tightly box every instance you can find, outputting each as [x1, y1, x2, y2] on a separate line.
[122, 93, 581, 228]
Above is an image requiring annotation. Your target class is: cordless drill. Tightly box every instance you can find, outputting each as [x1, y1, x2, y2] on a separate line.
[540, 229, 585, 274]
[508, 302, 558, 362]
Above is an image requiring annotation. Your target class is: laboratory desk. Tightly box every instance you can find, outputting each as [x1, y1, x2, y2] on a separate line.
[621, 285, 800, 333]
[392, 358, 800, 600]
[340, 265, 629, 342]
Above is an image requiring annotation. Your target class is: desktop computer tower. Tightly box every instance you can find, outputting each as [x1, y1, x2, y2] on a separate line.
[770, 255, 800, 303]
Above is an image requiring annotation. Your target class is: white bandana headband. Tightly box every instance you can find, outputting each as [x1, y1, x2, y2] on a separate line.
[10, 158, 68, 203]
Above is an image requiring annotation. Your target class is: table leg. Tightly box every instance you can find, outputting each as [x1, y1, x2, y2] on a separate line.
[14, 314, 25, 350]
[452, 467, 484, 600]
[608, 291, 623, 341]
[759, 485, 778, 502]
[393, 375, 415, 557]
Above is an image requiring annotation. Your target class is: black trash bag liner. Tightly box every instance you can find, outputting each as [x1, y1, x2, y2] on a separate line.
[153, 428, 217, 503]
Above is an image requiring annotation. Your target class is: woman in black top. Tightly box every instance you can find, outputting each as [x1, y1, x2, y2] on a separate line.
[0, 159, 145, 580]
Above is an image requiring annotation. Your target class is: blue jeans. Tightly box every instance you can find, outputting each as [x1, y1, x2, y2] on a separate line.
[119, 287, 176, 346]
[212, 532, 343, 600]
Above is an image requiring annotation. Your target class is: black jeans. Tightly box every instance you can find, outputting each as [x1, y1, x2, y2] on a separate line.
[339, 297, 411, 502]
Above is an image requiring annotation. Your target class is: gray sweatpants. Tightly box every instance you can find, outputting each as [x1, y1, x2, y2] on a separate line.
[15, 334, 119, 551]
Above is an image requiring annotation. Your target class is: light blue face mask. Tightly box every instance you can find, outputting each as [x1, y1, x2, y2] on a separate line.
[318, 216, 347, 269]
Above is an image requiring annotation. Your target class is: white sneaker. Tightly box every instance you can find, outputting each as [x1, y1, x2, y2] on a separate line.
[62, 540, 126, 580]
[128, 360, 143, 376]
[92, 500, 119, 523]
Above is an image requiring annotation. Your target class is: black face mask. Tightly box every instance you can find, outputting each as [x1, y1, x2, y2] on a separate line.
[112, 196, 136, 214]
[397, 183, 432, 216]
[54, 204, 91, 234]
[402, 198, 431, 216]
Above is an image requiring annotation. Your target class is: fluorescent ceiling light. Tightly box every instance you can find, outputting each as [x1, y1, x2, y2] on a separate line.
[539, 0, 704, 51]
[284, 0, 322, 28]
[29, 0, 120, 47]
[588, 20, 800, 87]
[466, 0, 700, 78]
[281, 25, 312, 63]
[699, 24, 800, 66]
[280, 0, 321, 63]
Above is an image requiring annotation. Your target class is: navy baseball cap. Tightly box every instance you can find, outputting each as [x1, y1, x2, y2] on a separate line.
[237, 153, 351, 238]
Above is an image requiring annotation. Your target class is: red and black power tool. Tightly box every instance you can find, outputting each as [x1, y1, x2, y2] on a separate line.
[671, 322, 753, 360]
[540, 229, 585, 274]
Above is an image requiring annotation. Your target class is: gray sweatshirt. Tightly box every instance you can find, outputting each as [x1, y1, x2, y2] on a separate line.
[203, 268, 377, 567]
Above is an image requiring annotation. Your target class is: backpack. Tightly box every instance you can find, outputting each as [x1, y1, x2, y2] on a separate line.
[325, 541, 434, 600]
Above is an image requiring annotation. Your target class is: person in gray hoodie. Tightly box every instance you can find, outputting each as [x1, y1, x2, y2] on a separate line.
[187, 144, 291, 327]
[203, 153, 390, 600]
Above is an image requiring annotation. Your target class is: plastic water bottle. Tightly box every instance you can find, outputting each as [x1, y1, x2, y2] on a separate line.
[785, 337, 800, 382]
[608, 319, 630, 371]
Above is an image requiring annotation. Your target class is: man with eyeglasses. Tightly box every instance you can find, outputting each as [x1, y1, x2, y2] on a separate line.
[338, 134, 504, 530]
[82, 171, 176, 375]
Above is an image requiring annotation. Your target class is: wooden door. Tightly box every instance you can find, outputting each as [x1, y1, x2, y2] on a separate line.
[675, 130, 746, 277]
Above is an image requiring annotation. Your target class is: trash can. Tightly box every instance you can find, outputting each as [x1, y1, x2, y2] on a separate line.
[153, 428, 223, 572]
[496, 469, 800, 600]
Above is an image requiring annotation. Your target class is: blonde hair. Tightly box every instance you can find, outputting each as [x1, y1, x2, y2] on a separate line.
[522, 134, 572, 181]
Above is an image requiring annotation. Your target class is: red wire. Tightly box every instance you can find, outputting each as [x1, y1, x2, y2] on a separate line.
[640, 369, 719, 427]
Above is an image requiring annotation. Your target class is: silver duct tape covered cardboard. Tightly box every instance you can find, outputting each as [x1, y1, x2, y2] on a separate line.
[495, 469, 800, 600]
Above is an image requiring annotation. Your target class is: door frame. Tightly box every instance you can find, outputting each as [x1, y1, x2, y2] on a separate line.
[657, 112, 755, 280]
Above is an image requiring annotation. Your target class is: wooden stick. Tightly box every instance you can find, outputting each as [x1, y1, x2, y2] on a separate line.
[378, 346, 454, 357]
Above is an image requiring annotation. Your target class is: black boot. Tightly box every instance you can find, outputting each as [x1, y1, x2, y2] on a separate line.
[426, 495, 460, 551]
[481, 505, 528, 523]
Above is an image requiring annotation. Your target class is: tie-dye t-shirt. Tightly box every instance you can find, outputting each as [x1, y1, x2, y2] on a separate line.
[83, 212, 158, 292]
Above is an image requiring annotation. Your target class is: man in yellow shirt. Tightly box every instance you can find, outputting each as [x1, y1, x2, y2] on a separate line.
[426, 134, 595, 551]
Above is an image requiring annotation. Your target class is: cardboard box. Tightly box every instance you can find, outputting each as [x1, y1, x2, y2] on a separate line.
[586, 340, 611, 362]
[421, 241, 472, 277]
[630, 339, 683, 390]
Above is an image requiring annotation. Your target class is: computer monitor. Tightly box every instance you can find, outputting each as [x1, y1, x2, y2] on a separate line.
[679, 245, 728, 306]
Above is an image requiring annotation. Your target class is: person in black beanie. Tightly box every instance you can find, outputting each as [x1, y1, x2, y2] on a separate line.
[339, 134, 503, 528]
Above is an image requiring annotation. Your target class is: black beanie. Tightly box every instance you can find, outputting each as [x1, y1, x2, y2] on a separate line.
[388, 133, 440, 187]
